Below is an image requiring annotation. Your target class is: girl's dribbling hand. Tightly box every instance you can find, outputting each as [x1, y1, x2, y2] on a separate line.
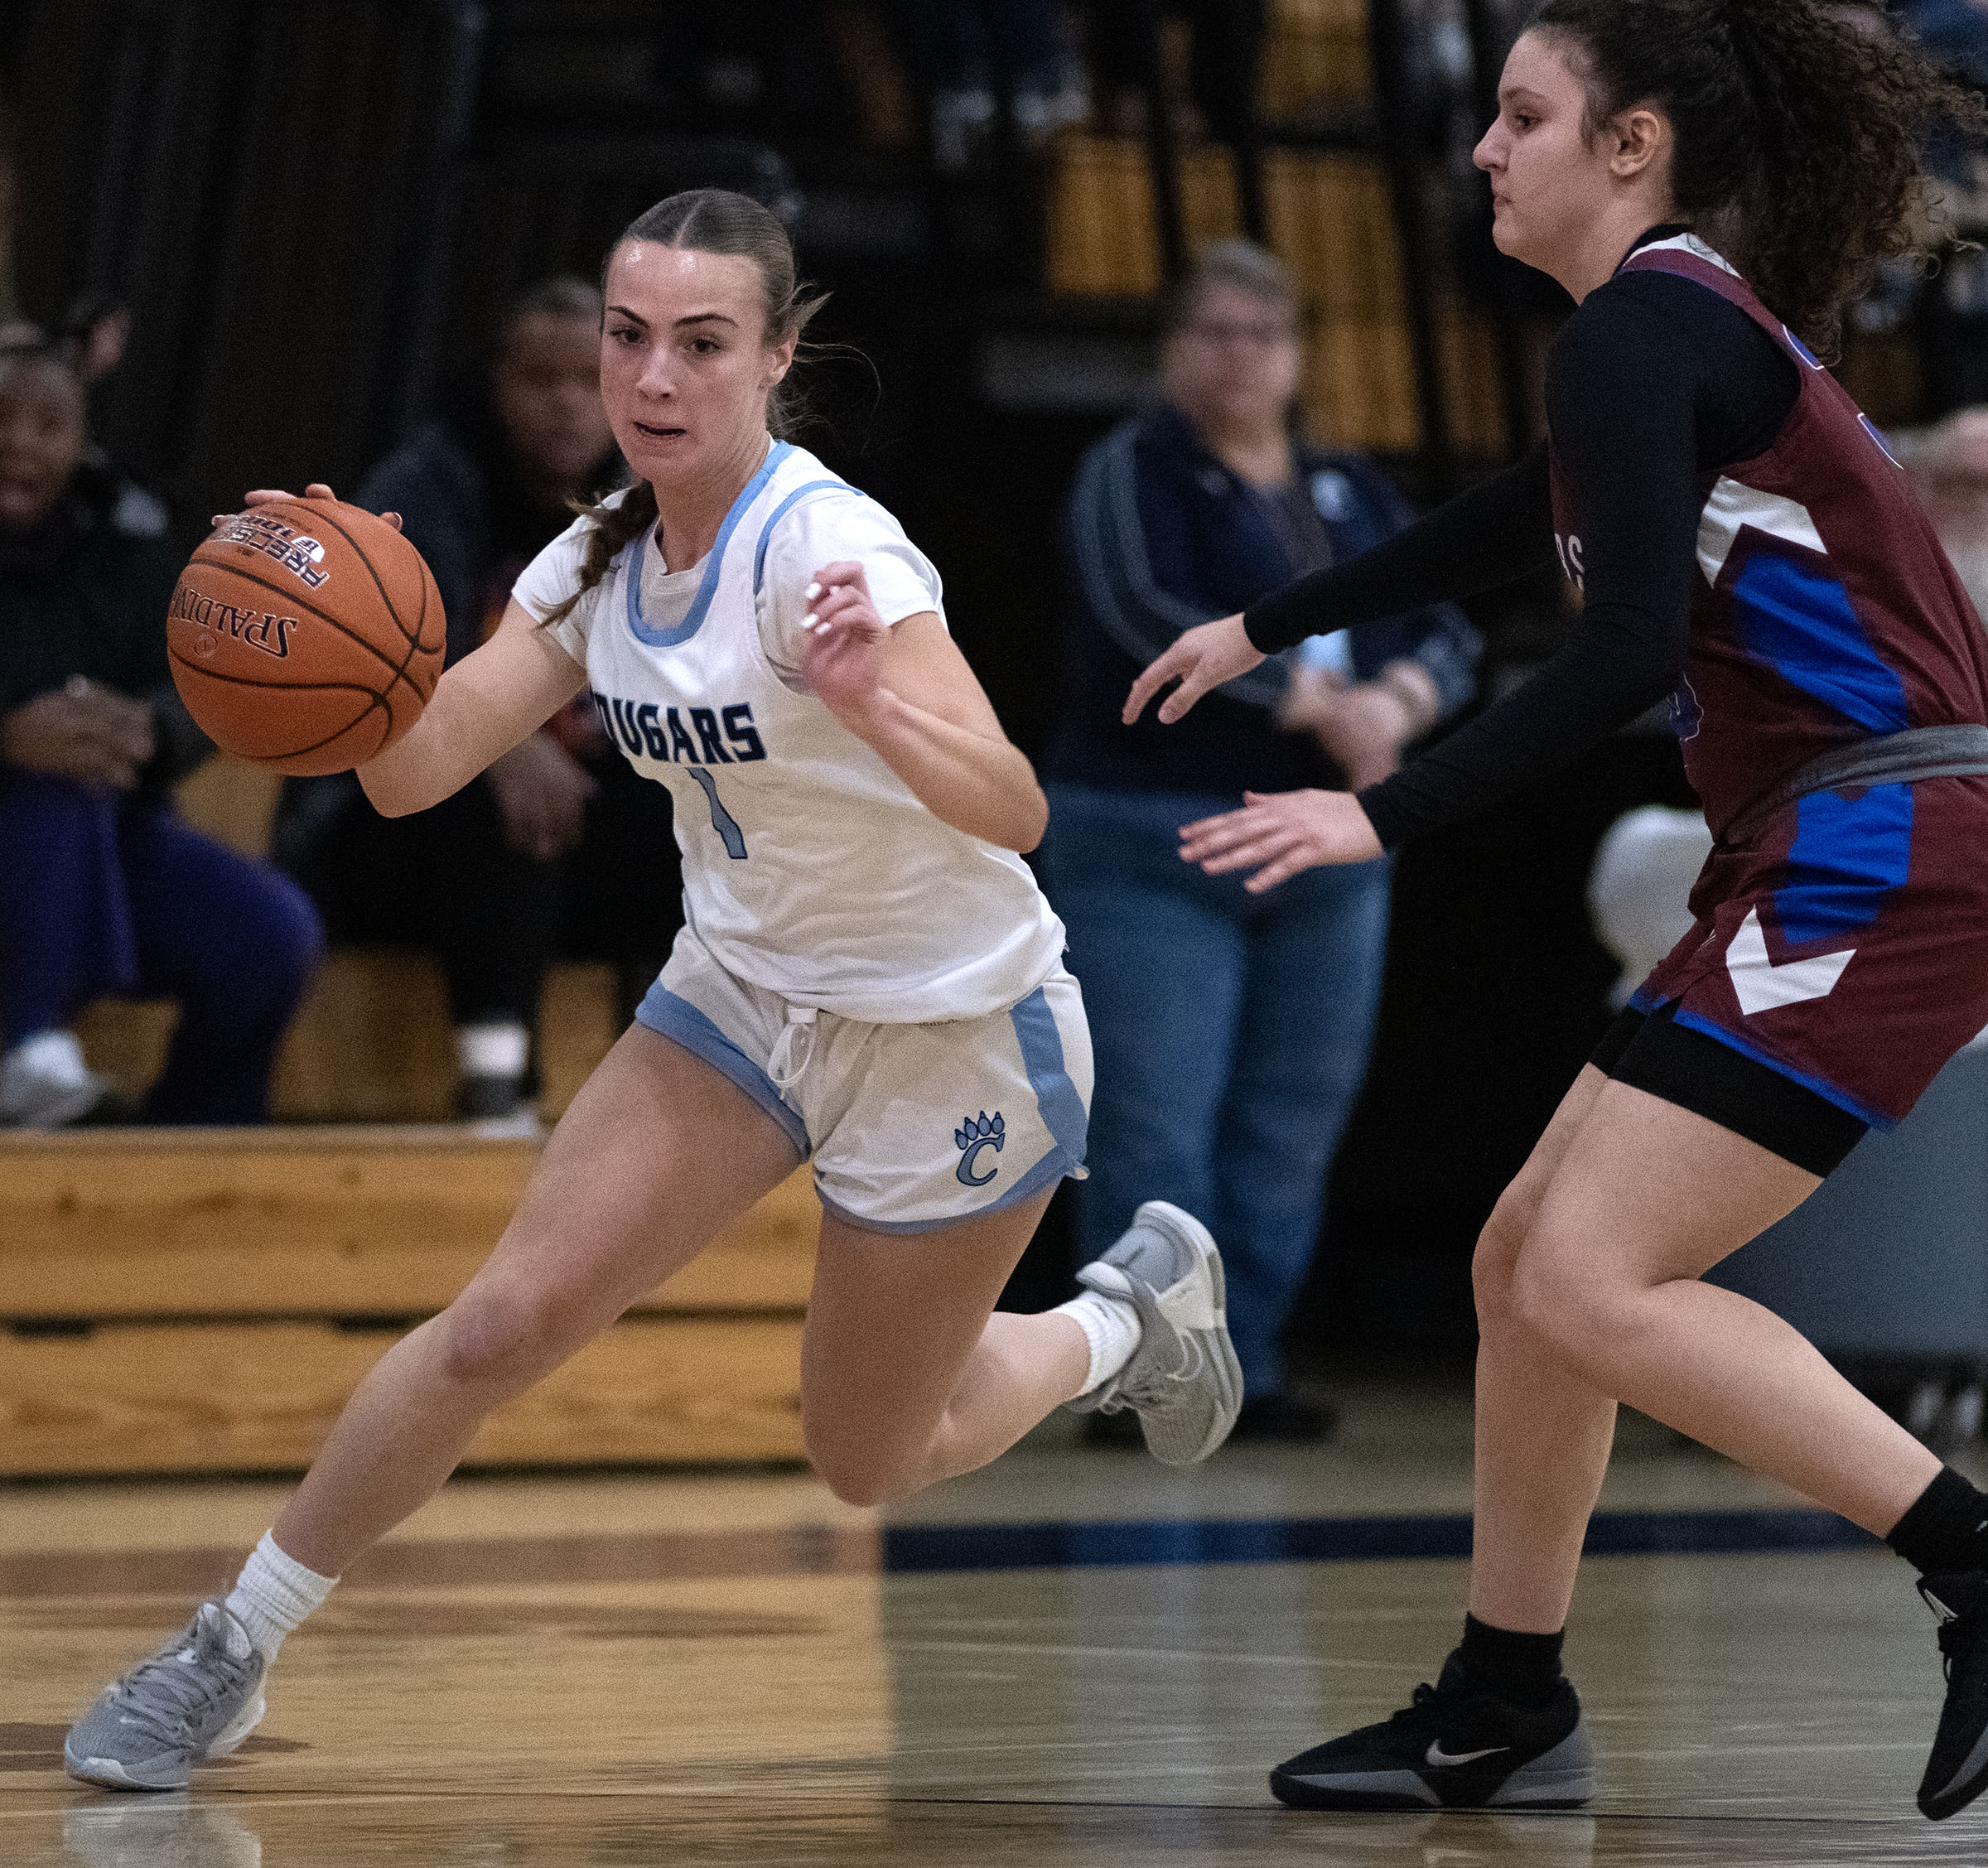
[212, 483, 402, 531]
[1122, 611, 1264, 724]
[799, 559, 890, 726]
[1178, 788, 1383, 892]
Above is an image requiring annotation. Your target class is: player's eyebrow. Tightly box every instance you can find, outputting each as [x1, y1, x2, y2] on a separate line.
[604, 304, 648, 327]
[673, 311, 740, 329]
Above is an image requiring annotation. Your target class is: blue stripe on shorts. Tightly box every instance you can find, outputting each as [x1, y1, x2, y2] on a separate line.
[635, 982, 811, 1157]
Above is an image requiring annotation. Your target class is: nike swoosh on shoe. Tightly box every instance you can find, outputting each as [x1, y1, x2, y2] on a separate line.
[1425, 1741, 1511, 1768]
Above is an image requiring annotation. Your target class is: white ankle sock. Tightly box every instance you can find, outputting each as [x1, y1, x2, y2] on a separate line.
[1054, 1288, 1142, 1394]
[224, 1532, 339, 1663]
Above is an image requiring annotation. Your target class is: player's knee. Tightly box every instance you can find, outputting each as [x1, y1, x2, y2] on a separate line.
[1470, 1201, 1529, 1325]
[433, 1282, 576, 1393]
[806, 1446, 895, 1508]
[1508, 1239, 1619, 1373]
[803, 1420, 915, 1508]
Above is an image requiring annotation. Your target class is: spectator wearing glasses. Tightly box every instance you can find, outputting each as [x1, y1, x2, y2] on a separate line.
[1041, 240, 1481, 1440]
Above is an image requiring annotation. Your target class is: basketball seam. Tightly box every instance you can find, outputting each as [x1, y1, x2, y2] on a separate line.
[404, 555, 437, 699]
[303, 503, 443, 702]
[168, 651, 391, 763]
[166, 652, 388, 695]
[311, 501, 440, 702]
[309, 502, 427, 657]
[181, 558, 413, 689]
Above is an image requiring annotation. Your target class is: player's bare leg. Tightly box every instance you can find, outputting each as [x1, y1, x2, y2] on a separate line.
[1272, 1072, 1943, 1814]
[803, 1186, 1244, 1504]
[273, 1024, 800, 1575]
[1464, 1065, 1619, 1634]
[1500, 1079, 1938, 1540]
[799, 1193, 1079, 1505]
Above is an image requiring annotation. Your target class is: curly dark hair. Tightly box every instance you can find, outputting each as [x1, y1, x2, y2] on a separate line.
[1530, 0, 1987, 355]
[542, 188, 828, 629]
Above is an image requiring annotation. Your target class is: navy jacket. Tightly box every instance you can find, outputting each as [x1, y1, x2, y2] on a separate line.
[1047, 401, 1480, 799]
[0, 463, 208, 791]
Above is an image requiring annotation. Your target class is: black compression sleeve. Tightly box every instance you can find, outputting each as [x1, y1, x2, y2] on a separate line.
[1242, 445, 1556, 654]
[1355, 286, 1735, 848]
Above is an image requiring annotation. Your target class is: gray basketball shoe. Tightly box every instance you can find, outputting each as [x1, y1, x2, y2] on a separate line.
[65, 1602, 267, 1791]
[1064, 1200, 1243, 1463]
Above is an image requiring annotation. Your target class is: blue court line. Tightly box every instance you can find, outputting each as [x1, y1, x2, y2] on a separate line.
[881, 1508, 1878, 1575]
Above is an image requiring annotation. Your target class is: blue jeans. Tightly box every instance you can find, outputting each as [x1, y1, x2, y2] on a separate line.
[1040, 783, 1392, 1394]
[0, 772, 323, 1122]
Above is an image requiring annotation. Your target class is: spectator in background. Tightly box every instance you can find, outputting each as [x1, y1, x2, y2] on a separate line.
[0, 336, 321, 1124]
[1899, 406, 1988, 620]
[273, 278, 680, 1122]
[1041, 240, 1481, 1441]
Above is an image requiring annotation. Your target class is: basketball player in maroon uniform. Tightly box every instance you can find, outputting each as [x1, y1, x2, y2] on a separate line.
[1128, 0, 1988, 1822]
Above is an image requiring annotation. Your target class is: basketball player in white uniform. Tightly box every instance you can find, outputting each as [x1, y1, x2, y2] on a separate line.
[63, 190, 1242, 1792]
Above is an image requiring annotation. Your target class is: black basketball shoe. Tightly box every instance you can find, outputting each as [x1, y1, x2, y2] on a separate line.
[1270, 1651, 1593, 1812]
[1917, 1571, 1988, 1820]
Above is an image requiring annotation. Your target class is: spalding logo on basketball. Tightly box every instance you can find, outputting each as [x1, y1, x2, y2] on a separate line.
[167, 495, 446, 775]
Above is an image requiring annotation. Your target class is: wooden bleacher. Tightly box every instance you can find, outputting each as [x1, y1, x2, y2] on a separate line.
[4, 755, 818, 1478]
[1041, 0, 1508, 459]
[0, 1133, 814, 1476]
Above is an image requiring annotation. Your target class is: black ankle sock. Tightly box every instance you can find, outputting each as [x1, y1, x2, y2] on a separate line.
[1886, 1466, 1988, 1576]
[1455, 1614, 1565, 1707]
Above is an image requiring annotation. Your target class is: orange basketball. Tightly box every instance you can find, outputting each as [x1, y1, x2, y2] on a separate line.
[166, 495, 446, 776]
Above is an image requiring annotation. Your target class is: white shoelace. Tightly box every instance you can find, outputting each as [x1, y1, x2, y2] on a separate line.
[113, 1616, 256, 1745]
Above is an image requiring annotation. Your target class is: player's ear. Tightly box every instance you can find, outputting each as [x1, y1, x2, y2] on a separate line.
[1609, 102, 1667, 181]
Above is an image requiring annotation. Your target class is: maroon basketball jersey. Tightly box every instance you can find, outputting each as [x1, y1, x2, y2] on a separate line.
[1552, 233, 1988, 1127]
[1551, 232, 1988, 835]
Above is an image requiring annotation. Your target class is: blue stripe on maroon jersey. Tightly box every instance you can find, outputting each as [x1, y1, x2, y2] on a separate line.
[1772, 783, 1913, 944]
[1730, 553, 1910, 734]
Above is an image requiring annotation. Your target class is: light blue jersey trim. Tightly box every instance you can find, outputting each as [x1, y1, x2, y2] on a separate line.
[752, 479, 859, 596]
[625, 440, 794, 649]
[635, 983, 810, 1156]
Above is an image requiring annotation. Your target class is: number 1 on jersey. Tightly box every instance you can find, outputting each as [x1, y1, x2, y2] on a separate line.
[687, 767, 749, 859]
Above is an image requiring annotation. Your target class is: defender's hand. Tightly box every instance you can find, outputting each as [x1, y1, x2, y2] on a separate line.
[1179, 788, 1383, 893]
[1123, 612, 1264, 725]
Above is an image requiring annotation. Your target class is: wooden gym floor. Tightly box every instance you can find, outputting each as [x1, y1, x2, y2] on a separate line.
[8, 1375, 1988, 1866]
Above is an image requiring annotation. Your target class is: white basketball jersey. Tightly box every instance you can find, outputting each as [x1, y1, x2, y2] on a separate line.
[514, 441, 1065, 1024]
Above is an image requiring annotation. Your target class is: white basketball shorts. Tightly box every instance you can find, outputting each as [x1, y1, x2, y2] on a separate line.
[636, 921, 1092, 1233]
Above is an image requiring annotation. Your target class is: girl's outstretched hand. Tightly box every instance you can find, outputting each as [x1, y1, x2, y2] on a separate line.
[1123, 611, 1264, 724]
[1178, 788, 1383, 892]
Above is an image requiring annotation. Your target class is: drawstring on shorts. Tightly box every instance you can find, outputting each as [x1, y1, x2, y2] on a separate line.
[766, 1003, 818, 1092]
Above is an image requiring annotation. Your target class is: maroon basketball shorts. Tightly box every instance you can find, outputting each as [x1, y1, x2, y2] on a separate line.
[1592, 776, 1988, 1175]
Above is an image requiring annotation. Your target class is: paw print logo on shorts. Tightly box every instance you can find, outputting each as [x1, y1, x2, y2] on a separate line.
[955, 1110, 1005, 1187]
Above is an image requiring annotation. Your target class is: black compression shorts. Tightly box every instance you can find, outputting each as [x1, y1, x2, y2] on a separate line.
[1590, 1000, 1866, 1177]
